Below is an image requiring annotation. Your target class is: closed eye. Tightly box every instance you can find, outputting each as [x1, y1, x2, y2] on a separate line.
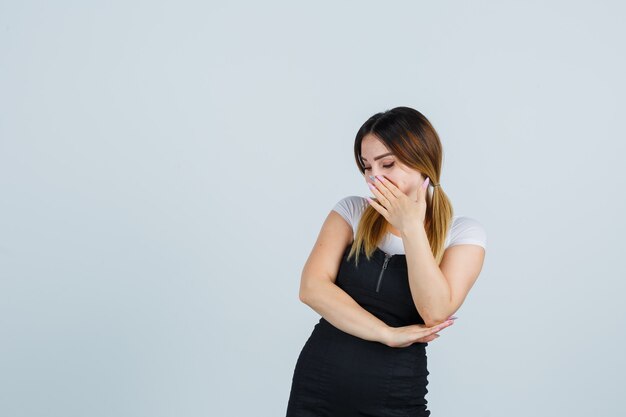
[364, 162, 394, 171]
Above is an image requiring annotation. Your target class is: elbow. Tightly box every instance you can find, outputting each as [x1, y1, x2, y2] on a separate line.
[422, 312, 451, 328]
[299, 282, 315, 305]
[299, 289, 309, 304]
[422, 318, 438, 328]
[420, 301, 457, 327]
[299, 279, 327, 306]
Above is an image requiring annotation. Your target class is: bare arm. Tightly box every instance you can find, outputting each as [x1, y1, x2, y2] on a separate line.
[364, 174, 486, 328]
[401, 224, 486, 327]
[299, 210, 452, 346]
[299, 210, 391, 343]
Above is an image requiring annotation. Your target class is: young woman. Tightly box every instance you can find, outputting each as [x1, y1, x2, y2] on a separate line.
[285, 106, 487, 416]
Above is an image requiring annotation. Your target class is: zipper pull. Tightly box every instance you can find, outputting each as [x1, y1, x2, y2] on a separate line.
[375, 253, 392, 293]
[382, 254, 391, 269]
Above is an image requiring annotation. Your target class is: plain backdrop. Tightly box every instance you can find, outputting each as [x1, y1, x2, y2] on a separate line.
[1, 1, 625, 416]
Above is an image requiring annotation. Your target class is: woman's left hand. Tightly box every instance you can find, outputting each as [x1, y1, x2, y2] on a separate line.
[366, 174, 429, 234]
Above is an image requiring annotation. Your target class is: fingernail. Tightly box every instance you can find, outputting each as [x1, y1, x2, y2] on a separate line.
[447, 316, 458, 320]
[423, 177, 430, 189]
[376, 175, 384, 181]
[368, 183, 375, 190]
[369, 175, 375, 181]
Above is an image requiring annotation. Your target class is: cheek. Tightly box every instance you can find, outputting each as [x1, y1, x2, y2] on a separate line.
[385, 173, 409, 191]
[389, 171, 419, 192]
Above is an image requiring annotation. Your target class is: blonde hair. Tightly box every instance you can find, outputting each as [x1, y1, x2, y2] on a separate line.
[347, 107, 453, 266]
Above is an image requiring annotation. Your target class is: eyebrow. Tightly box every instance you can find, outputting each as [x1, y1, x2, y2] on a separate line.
[361, 152, 393, 162]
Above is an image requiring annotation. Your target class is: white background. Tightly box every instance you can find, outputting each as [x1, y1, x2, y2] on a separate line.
[1, 1, 625, 416]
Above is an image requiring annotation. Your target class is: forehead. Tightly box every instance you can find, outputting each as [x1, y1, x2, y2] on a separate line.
[361, 134, 393, 159]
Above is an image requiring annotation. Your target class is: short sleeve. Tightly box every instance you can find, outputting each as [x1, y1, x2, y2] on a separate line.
[331, 195, 367, 233]
[446, 216, 487, 249]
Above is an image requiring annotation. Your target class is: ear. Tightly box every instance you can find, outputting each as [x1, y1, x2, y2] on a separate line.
[418, 176, 429, 203]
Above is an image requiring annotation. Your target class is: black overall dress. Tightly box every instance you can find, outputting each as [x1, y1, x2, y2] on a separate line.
[286, 243, 431, 417]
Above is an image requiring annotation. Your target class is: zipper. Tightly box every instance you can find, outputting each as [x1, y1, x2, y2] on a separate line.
[375, 253, 392, 293]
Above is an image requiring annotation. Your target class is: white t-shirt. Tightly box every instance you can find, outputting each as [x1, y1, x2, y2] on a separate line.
[332, 195, 487, 255]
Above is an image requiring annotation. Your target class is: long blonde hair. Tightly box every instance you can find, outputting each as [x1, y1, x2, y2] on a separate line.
[348, 107, 454, 266]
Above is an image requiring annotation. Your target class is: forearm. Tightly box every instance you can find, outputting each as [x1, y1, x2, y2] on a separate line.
[400, 225, 452, 326]
[300, 280, 390, 343]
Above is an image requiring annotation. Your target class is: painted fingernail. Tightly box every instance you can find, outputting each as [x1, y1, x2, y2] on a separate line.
[423, 177, 430, 189]
[369, 175, 375, 181]
[368, 183, 375, 190]
[447, 316, 458, 320]
[376, 175, 384, 181]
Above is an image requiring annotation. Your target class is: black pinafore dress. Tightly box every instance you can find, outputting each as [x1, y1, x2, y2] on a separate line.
[286, 243, 431, 417]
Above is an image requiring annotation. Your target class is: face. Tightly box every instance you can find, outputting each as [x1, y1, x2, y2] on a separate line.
[360, 133, 426, 202]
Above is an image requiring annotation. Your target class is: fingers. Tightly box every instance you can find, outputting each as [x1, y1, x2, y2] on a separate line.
[406, 320, 454, 344]
[418, 334, 440, 343]
[369, 175, 397, 204]
[374, 175, 401, 199]
[367, 182, 389, 208]
[365, 196, 388, 219]
[437, 319, 455, 330]
[388, 319, 456, 348]
[412, 321, 453, 344]
[428, 319, 454, 334]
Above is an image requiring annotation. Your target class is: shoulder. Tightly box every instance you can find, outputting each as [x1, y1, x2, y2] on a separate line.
[331, 195, 367, 229]
[445, 216, 487, 250]
[332, 195, 368, 213]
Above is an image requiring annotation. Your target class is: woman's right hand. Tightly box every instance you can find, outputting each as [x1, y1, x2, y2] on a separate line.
[382, 319, 455, 348]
